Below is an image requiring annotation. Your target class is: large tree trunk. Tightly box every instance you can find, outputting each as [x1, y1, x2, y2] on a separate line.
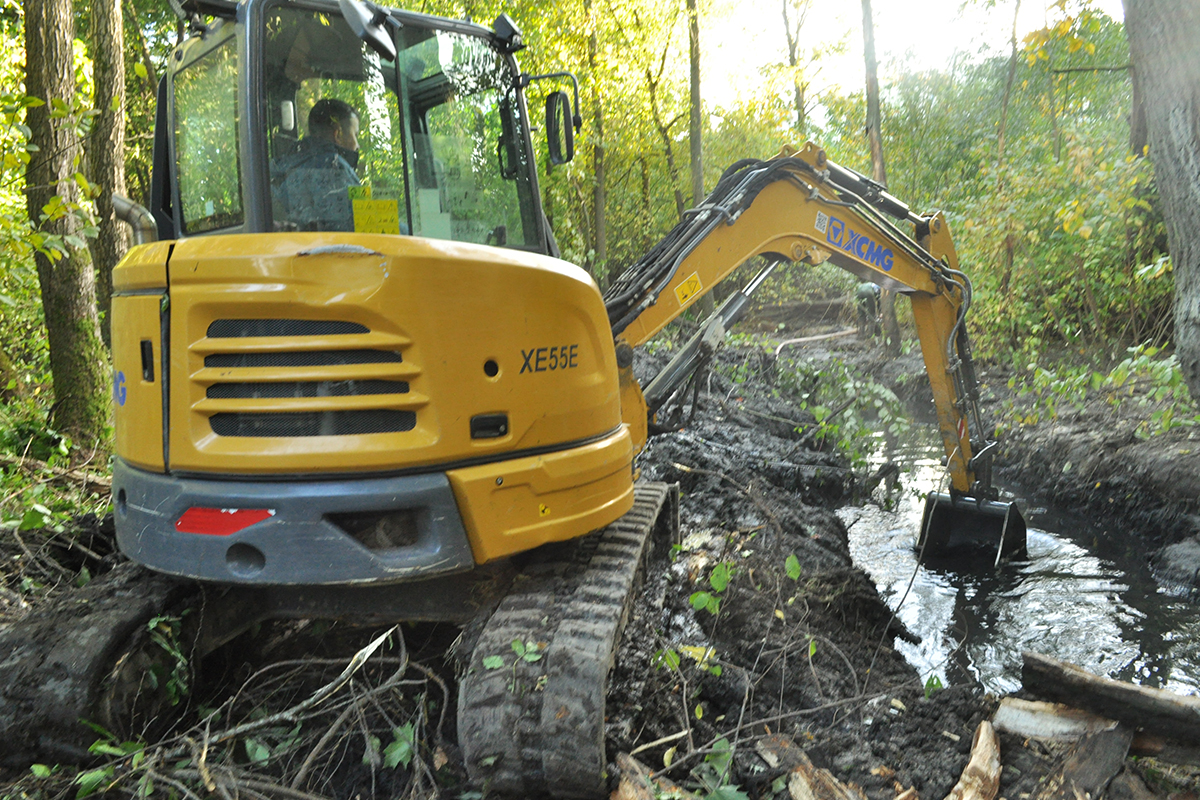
[24, 0, 111, 449]
[89, 0, 127, 347]
[861, 0, 886, 187]
[1123, 0, 1200, 397]
[861, 0, 899, 355]
[585, 0, 607, 285]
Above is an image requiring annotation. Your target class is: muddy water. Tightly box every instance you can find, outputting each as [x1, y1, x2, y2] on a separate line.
[840, 430, 1200, 696]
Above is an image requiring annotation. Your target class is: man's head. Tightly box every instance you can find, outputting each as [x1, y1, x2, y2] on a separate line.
[308, 98, 360, 152]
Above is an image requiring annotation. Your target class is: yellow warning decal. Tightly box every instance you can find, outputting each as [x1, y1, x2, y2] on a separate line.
[538, 504, 551, 517]
[675, 272, 703, 306]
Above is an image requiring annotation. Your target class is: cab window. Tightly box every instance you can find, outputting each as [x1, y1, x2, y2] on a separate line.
[174, 38, 243, 234]
[262, 7, 541, 249]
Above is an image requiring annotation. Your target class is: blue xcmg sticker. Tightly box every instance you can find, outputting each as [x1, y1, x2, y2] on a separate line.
[114, 370, 126, 406]
[818, 213, 895, 271]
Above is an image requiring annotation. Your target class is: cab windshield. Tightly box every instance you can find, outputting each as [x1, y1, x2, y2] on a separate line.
[261, 6, 541, 248]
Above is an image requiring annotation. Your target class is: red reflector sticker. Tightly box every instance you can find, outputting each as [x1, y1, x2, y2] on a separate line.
[175, 507, 274, 536]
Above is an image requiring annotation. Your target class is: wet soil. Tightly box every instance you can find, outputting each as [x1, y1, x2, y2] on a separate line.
[2, 324, 1200, 799]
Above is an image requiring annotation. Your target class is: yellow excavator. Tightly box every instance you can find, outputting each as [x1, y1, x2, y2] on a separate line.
[0, 0, 1023, 792]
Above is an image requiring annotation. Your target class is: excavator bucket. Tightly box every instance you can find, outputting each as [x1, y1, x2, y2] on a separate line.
[918, 492, 1027, 563]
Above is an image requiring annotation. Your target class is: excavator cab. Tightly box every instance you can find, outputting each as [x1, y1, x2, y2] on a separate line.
[152, 0, 546, 248]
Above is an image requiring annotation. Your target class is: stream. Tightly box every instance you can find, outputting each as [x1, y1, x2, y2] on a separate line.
[840, 429, 1200, 696]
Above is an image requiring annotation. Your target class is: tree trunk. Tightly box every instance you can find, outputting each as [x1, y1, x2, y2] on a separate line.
[782, 0, 811, 134]
[646, 65, 686, 221]
[1123, 0, 1200, 397]
[89, 0, 127, 347]
[861, 0, 899, 354]
[861, 0, 886, 187]
[24, 0, 112, 449]
[995, 0, 1022, 171]
[686, 0, 703, 207]
[686, 0, 714, 316]
[585, 0, 607, 284]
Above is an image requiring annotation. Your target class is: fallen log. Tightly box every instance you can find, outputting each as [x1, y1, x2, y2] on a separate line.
[993, 698, 1118, 741]
[941, 722, 1000, 800]
[1034, 728, 1132, 800]
[1021, 651, 1200, 745]
[993, 696, 1200, 766]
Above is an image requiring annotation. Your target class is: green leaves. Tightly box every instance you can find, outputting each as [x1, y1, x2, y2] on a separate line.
[74, 766, 114, 799]
[785, 553, 802, 580]
[382, 723, 416, 769]
[689, 590, 720, 615]
[708, 562, 733, 593]
[482, 654, 505, 670]
[511, 639, 544, 663]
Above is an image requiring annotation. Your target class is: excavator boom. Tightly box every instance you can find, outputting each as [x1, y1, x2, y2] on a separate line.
[606, 142, 1025, 560]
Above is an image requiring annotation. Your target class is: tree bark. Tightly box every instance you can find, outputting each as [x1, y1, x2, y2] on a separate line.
[585, 0, 607, 284]
[860, 0, 886, 187]
[89, 0, 128, 347]
[860, 0, 899, 355]
[1123, 0, 1200, 397]
[782, 0, 811, 134]
[995, 0, 1022, 171]
[686, 0, 703, 207]
[1022, 650, 1200, 745]
[686, 0, 714, 316]
[24, 0, 112, 449]
[646, 62, 686, 221]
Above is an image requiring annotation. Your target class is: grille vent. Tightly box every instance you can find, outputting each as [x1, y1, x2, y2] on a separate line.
[205, 350, 402, 368]
[210, 410, 416, 437]
[200, 319, 416, 438]
[207, 380, 409, 399]
[207, 319, 369, 337]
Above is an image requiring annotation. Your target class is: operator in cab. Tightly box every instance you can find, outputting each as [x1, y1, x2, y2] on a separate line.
[271, 98, 361, 231]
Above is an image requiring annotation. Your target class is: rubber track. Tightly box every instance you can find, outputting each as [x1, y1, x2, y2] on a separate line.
[458, 482, 676, 798]
[0, 562, 193, 766]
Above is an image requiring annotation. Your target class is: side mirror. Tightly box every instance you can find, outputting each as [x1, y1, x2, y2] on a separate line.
[545, 91, 575, 166]
[338, 0, 396, 62]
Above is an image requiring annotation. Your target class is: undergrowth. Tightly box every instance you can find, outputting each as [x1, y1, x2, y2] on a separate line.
[1002, 343, 1200, 438]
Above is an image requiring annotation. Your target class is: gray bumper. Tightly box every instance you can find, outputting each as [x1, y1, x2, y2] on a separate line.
[112, 459, 476, 585]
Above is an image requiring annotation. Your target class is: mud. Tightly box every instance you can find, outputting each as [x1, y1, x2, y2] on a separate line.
[3, 324, 1200, 798]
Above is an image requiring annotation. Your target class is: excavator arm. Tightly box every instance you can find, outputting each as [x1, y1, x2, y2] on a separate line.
[605, 142, 1025, 559]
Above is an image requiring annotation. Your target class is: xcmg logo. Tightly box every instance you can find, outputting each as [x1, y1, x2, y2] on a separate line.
[819, 213, 895, 271]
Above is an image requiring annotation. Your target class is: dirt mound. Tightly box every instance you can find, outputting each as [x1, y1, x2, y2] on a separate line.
[601, 345, 1001, 799]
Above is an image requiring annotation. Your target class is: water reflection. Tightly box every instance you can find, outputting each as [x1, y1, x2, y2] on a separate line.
[841, 431, 1200, 696]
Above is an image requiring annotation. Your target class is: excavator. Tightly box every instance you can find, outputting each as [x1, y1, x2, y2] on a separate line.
[0, 0, 1025, 794]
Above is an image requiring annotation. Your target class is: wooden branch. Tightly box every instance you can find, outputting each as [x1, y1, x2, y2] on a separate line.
[754, 734, 868, 800]
[0, 453, 111, 490]
[1021, 651, 1200, 745]
[1050, 64, 1131, 74]
[613, 753, 699, 800]
[941, 722, 1000, 800]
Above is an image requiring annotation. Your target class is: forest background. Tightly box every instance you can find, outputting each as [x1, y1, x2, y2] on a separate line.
[0, 0, 1193, 532]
